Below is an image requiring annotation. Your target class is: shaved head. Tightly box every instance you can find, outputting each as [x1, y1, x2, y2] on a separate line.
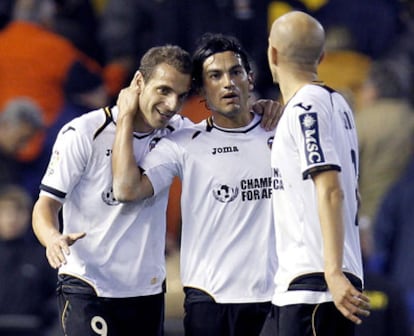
[269, 11, 325, 67]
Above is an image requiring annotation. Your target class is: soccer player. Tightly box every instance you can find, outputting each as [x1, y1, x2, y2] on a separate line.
[260, 11, 370, 336]
[32, 45, 193, 336]
[112, 33, 278, 336]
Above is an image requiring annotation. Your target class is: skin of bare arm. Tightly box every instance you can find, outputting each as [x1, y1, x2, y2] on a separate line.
[111, 75, 155, 203]
[313, 170, 370, 324]
[32, 195, 86, 269]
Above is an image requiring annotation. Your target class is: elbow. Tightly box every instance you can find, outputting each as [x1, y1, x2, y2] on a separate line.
[112, 181, 140, 202]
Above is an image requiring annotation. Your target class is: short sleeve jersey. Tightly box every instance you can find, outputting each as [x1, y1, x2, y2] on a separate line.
[142, 114, 277, 303]
[270, 84, 363, 305]
[39, 106, 192, 297]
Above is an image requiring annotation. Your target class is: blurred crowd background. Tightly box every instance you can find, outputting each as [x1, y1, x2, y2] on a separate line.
[0, 0, 414, 335]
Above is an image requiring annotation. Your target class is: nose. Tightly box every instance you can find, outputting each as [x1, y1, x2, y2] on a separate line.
[223, 73, 235, 88]
[165, 94, 180, 112]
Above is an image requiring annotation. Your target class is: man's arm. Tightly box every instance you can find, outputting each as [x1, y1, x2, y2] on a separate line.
[32, 195, 85, 269]
[111, 84, 154, 202]
[313, 170, 370, 324]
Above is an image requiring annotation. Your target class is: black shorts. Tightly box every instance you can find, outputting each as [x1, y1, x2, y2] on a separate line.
[260, 303, 355, 336]
[260, 272, 361, 336]
[57, 274, 165, 336]
[183, 287, 271, 336]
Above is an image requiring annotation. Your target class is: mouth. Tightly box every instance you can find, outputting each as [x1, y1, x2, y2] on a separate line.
[222, 92, 239, 102]
[156, 108, 174, 120]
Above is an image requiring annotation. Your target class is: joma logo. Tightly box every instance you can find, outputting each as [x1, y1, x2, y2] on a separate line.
[212, 146, 239, 155]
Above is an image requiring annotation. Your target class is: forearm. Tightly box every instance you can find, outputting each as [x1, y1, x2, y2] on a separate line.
[112, 113, 155, 201]
[314, 171, 345, 277]
[32, 196, 62, 247]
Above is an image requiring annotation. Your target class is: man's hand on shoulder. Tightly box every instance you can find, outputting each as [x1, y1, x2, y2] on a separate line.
[251, 99, 283, 131]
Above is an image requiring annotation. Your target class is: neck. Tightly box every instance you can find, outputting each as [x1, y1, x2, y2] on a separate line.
[278, 67, 319, 103]
[132, 111, 154, 133]
[211, 110, 253, 129]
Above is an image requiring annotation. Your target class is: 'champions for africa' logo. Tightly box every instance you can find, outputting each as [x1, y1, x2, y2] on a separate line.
[212, 184, 239, 203]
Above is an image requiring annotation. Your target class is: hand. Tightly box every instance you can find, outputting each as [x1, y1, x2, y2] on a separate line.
[326, 272, 370, 325]
[45, 231, 86, 269]
[251, 99, 283, 131]
[116, 71, 141, 119]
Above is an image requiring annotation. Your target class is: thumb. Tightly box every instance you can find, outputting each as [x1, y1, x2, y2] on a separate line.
[67, 232, 86, 245]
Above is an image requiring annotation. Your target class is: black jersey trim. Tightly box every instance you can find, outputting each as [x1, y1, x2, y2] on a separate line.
[288, 272, 362, 292]
[302, 164, 341, 180]
[133, 131, 155, 140]
[40, 184, 66, 199]
[93, 106, 114, 140]
[205, 114, 261, 133]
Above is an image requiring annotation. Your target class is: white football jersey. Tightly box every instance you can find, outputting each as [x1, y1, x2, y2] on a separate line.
[270, 84, 363, 305]
[142, 113, 277, 303]
[39, 106, 192, 297]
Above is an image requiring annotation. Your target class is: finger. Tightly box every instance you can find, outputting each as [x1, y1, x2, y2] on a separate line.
[68, 232, 86, 245]
[58, 238, 71, 255]
[47, 248, 66, 268]
[338, 305, 363, 325]
[260, 107, 276, 131]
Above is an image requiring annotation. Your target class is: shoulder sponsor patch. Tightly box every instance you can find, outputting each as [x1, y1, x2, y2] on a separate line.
[299, 113, 325, 165]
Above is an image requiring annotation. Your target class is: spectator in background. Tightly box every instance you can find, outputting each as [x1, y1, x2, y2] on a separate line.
[99, 0, 185, 101]
[355, 60, 414, 259]
[318, 25, 372, 109]
[25, 61, 110, 200]
[373, 154, 414, 335]
[266, 0, 403, 60]
[0, 184, 57, 336]
[53, 0, 103, 64]
[0, 0, 102, 164]
[356, 194, 412, 336]
[0, 98, 44, 188]
[99, 0, 271, 100]
[0, 0, 13, 29]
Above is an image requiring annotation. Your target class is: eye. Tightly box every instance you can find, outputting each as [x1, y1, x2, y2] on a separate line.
[158, 87, 170, 95]
[208, 72, 220, 80]
[231, 68, 243, 76]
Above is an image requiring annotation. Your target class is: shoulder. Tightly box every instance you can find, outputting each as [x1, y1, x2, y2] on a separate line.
[166, 114, 194, 132]
[58, 107, 112, 141]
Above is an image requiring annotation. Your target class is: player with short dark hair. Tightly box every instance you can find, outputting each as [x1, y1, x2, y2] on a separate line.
[32, 45, 193, 336]
[112, 33, 279, 336]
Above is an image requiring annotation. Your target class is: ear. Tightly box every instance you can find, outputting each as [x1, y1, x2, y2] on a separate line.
[248, 72, 255, 91]
[318, 51, 325, 65]
[270, 45, 278, 66]
[132, 70, 145, 93]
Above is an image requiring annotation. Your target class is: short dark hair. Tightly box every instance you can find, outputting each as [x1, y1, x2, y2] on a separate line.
[192, 33, 253, 91]
[139, 45, 192, 81]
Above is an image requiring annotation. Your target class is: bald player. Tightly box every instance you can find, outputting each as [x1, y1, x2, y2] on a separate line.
[260, 11, 370, 336]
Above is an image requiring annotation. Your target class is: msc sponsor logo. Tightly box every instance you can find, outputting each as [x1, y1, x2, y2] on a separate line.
[212, 184, 239, 203]
[299, 113, 325, 165]
[212, 146, 239, 155]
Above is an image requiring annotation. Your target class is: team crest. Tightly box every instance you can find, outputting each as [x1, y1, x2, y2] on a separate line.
[101, 187, 120, 206]
[267, 136, 274, 150]
[212, 184, 239, 203]
[149, 137, 162, 151]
